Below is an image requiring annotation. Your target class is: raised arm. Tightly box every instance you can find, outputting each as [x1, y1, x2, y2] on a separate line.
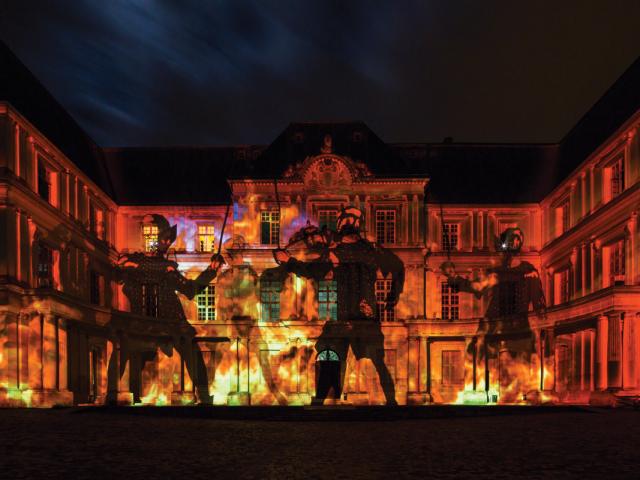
[173, 253, 225, 300]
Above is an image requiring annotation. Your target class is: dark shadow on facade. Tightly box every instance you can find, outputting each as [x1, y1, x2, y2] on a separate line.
[107, 214, 223, 404]
[442, 228, 546, 401]
[273, 207, 405, 405]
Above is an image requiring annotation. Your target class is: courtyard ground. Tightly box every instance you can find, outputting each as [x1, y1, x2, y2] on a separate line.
[1, 406, 638, 479]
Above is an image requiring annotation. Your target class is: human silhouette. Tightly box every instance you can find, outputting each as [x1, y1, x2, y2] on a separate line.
[273, 207, 404, 405]
[109, 214, 224, 404]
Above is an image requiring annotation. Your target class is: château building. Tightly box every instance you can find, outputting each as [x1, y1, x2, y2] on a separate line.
[1, 41, 640, 406]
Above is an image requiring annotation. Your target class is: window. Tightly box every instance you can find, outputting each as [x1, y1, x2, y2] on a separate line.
[556, 269, 570, 304]
[37, 158, 50, 203]
[318, 280, 337, 320]
[36, 243, 53, 288]
[142, 283, 159, 317]
[441, 282, 459, 320]
[318, 209, 338, 232]
[611, 156, 625, 198]
[555, 199, 570, 235]
[317, 349, 340, 361]
[375, 279, 395, 322]
[375, 210, 396, 244]
[198, 225, 215, 253]
[610, 239, 625, 285]
[561, 201, 570, 233]
[143, 225, 159, 253]
[260, 210, 280, 245]
[90, 270, 103, 306]
[441, 350, 463, 386]
[196, 284, 215, 321]
[442, 223, 459, 251]
[260, 280, 281, 321]
[89, 203, 97, 235]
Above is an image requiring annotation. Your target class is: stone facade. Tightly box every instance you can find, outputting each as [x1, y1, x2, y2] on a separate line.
[2, 73, 640, 407]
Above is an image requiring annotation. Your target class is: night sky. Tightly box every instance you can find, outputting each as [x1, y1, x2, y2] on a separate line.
[1, 1, 640, 147]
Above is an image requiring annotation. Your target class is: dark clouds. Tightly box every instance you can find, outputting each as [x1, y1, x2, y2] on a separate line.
[1, 0, 640, 146]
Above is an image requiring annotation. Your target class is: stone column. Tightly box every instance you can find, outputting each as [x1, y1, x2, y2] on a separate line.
[42, 314, 58, 391]
[581, 243, 588, 297]
[464, 336, 476, 390]
[626, 214, 637, 285]
[571, 247, 578, 300]
[622, 312, 637, 390]
[596, 315, 608, 390]
[106, 335, 133, 405]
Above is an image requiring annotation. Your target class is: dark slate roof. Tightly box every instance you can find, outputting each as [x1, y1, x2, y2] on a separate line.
[559, 55, 640, 183]
[247, 121, 399, 179]
[0, 41, 114, 198]
[390, 143, 559, 203]
[103, 146, 264, 205]
[2, 39, 639, 207]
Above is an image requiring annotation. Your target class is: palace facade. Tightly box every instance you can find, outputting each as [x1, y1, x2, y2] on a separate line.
[2, 42, 640, 406]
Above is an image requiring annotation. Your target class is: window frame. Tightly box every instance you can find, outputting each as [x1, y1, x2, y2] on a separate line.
[375, 278, 395, 322]
[441, 350, 463, 386]
[260, 210, 280, 245]
[196, 283, 216, 321]
[442, 222, 460, 252]
[441, 281, 459, 321]
[197, 224, 216, 253]
[375, 209, 396, 245]
[317, 279, 338, 321]
[142, 224, 159, 253]
[260, 280, 281, 322]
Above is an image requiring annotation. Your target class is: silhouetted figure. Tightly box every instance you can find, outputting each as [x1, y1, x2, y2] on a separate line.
[441, 227, 546, 401]
[274, 207, 404, 405]
[110, 214, 224, 404]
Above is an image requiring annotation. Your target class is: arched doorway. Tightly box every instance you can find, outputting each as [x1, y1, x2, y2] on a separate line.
[315, 349, 341, 401]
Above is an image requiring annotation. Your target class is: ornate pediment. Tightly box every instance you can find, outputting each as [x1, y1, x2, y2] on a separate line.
[282, 135, 373, 190]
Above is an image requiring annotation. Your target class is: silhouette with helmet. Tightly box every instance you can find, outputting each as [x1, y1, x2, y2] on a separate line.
[109, 214, 224, 404]
[273, 206, 404, 405]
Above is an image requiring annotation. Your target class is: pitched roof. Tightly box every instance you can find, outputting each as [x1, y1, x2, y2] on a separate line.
[0, 41, 114, 197]
[2, 40, 639, 207]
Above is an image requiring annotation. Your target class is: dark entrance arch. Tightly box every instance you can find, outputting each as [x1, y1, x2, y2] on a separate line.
[315, 349, 341, 403]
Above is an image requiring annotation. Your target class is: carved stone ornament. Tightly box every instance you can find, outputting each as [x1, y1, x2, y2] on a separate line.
[303, 156, 352, 189]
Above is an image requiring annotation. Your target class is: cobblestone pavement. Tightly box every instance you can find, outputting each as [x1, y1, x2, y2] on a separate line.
[1, 408, 639, 479]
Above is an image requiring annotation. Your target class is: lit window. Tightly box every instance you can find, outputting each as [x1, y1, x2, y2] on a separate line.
[611, 156, 625, 198]
[142, 283, 159, 317]
[260, 280, 281, 321]
[36, 243, 53, 288]
[260, 211, 280, 245]
[196, 284, 215, 321]
[375, 279, 395, 322]
[143, 225, 159, 252]
[318, 280, 337, 320]
[375, 210, 396, 244]
[318, 209, 338, 232]
[441, 281, 459, 320]
[442, 223, 459, 251]
[609, 239, 625, 286]
[198, 225, 215, 252]
[37, 158, 50, 203]
[441, 350, 463, 386]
